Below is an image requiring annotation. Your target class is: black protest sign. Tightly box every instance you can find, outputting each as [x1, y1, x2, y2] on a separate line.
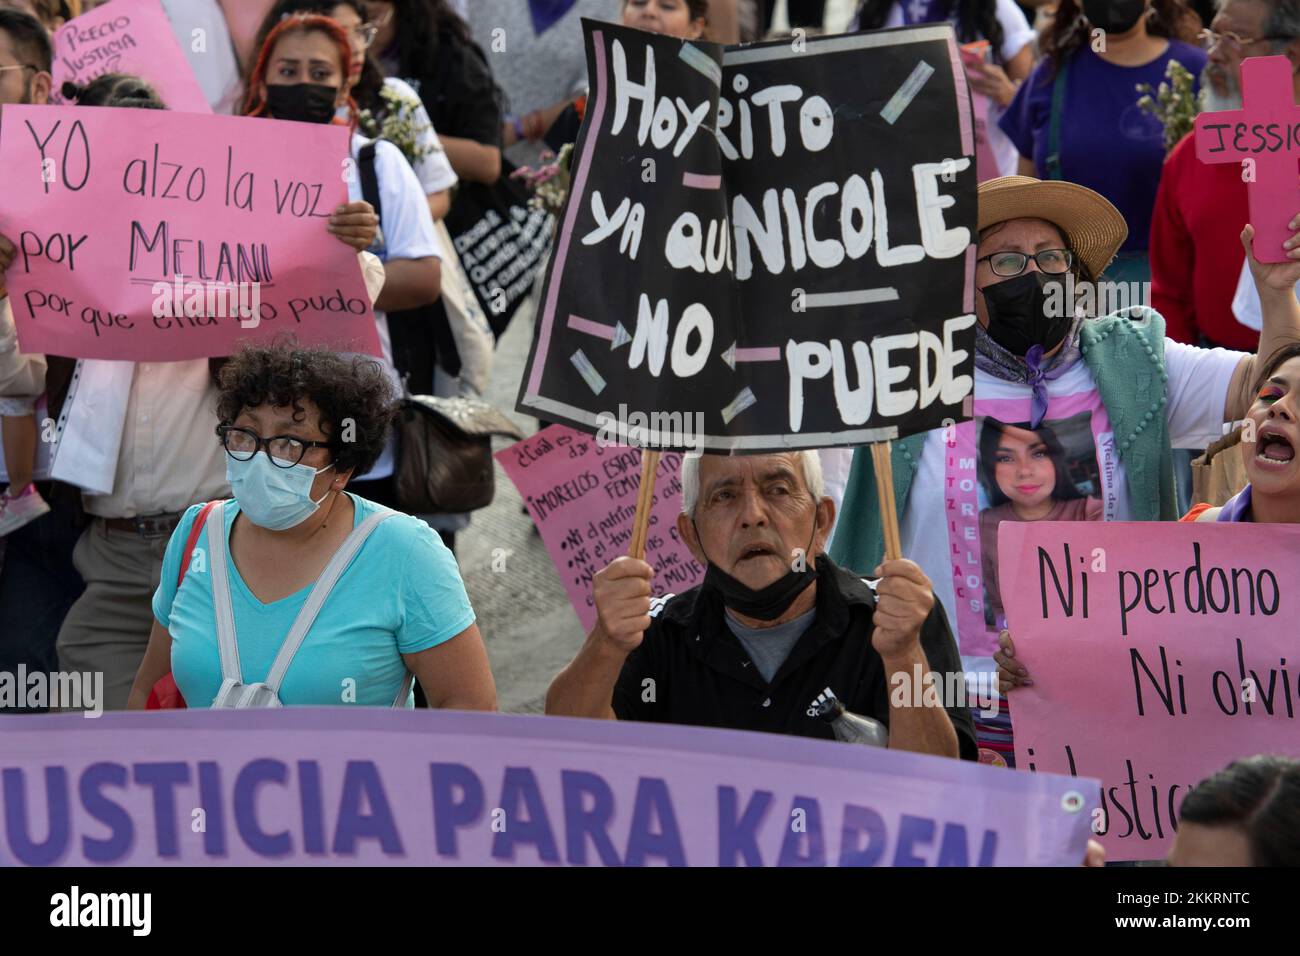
[518, 21, 977, 452]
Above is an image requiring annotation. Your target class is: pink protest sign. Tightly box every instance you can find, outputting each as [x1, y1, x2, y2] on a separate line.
[0, 105, 381, 362]
[496, 425, 705, 631]
[1000, 521, 1300, 862]
[1195, 54, 1300, 264]
[49, 0, 211, 114]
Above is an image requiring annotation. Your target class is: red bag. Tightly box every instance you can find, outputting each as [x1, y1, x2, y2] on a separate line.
[145, 500, 219, 710]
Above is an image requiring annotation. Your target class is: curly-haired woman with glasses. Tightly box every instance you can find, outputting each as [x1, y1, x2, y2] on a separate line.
[126, 341, 496, 710]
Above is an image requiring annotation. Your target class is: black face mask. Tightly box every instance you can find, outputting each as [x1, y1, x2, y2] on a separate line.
[265, 83, 338, 124]
[1082, 0, 1147, 34]
[695, 520, 819, 621]
[980, 271, 1072, 357]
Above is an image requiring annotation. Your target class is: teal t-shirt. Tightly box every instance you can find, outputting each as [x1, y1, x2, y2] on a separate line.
[152, 494, 476, 708]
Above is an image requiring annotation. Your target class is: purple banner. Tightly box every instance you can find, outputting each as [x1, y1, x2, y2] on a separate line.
[0, 709, 1096, 866]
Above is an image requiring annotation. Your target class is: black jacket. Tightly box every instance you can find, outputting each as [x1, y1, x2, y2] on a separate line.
[613, 555, 979, 758]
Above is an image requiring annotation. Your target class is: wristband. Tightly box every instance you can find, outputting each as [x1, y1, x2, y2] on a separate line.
[510, 114, 525, 140]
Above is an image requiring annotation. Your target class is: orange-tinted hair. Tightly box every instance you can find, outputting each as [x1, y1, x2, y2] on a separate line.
[241, 13, 357, 127]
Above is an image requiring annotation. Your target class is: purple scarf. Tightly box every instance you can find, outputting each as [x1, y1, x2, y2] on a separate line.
[528, 0, 580, 34]
[1022, 344, 1054, 430]
[1217, 484, 1253, 522]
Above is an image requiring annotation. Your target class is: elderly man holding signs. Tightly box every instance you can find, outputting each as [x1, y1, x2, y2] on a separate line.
[546, 450, 977, 759]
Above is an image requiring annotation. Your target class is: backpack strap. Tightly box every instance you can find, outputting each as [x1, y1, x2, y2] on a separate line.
[205, 500, 245, 699]
[262, 509, 398, 695]
[358, 141, 383, 224]
[177, 500, 220, 589]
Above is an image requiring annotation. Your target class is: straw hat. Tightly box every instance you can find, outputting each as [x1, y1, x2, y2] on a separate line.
[978, 176, 1128, 279]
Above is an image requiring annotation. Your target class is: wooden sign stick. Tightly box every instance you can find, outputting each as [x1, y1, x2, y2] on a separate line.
[628, 450, 661, 561]
[870, 441, 902, 562]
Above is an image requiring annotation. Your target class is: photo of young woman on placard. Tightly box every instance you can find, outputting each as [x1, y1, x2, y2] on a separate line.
[978, 413, 1102, 624]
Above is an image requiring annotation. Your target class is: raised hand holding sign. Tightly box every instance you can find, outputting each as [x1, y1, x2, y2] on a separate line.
[1195, 55, 1300, 264]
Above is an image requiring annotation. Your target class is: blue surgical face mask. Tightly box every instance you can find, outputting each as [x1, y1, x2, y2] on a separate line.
[226, 452, 335, 531]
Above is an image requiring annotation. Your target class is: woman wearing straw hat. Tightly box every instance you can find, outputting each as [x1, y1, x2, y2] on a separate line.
[828, 175, 1300, 760]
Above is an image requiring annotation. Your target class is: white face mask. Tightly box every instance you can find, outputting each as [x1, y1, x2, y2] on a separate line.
[226, 452, 335, 530]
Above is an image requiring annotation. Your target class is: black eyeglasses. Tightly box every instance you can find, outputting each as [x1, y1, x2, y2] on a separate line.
[217, 424, 332, 468]
[976, 248, 1074, 278]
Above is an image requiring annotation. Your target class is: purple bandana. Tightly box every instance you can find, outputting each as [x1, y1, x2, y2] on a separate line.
[528, 0, 580, 35]
[973, 319, 1083, 430]
[1023, 344, 1052, 430]
[1217, 484, 1253, 522]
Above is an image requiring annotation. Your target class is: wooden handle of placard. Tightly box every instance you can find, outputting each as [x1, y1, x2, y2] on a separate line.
[871, 441, 902, 563]
[628, 450, 661, 561]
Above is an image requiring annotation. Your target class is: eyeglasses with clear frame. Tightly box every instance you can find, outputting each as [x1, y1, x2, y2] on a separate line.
[975, 248, 1074, 278]
[217, 424, 332, 468]
[352, 21, 381, 47]
[1197, 28, 1292, 53]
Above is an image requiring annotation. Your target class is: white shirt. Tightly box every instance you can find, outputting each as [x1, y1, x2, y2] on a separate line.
[347, 133, 442, 479]
[880, 0, 1035, 177]
[83, 359, 228, 517]
[894, 340, 1245, 646]
[160, 0, 243, 114]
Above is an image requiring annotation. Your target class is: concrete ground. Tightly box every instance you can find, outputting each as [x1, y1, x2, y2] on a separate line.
[454, 302, 583, 714]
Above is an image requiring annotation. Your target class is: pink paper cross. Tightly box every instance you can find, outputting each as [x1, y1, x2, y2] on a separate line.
[1194, 55, 1300, 264]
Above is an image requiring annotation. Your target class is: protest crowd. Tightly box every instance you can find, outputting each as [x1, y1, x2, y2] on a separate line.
[0, 0, 1296, 872]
